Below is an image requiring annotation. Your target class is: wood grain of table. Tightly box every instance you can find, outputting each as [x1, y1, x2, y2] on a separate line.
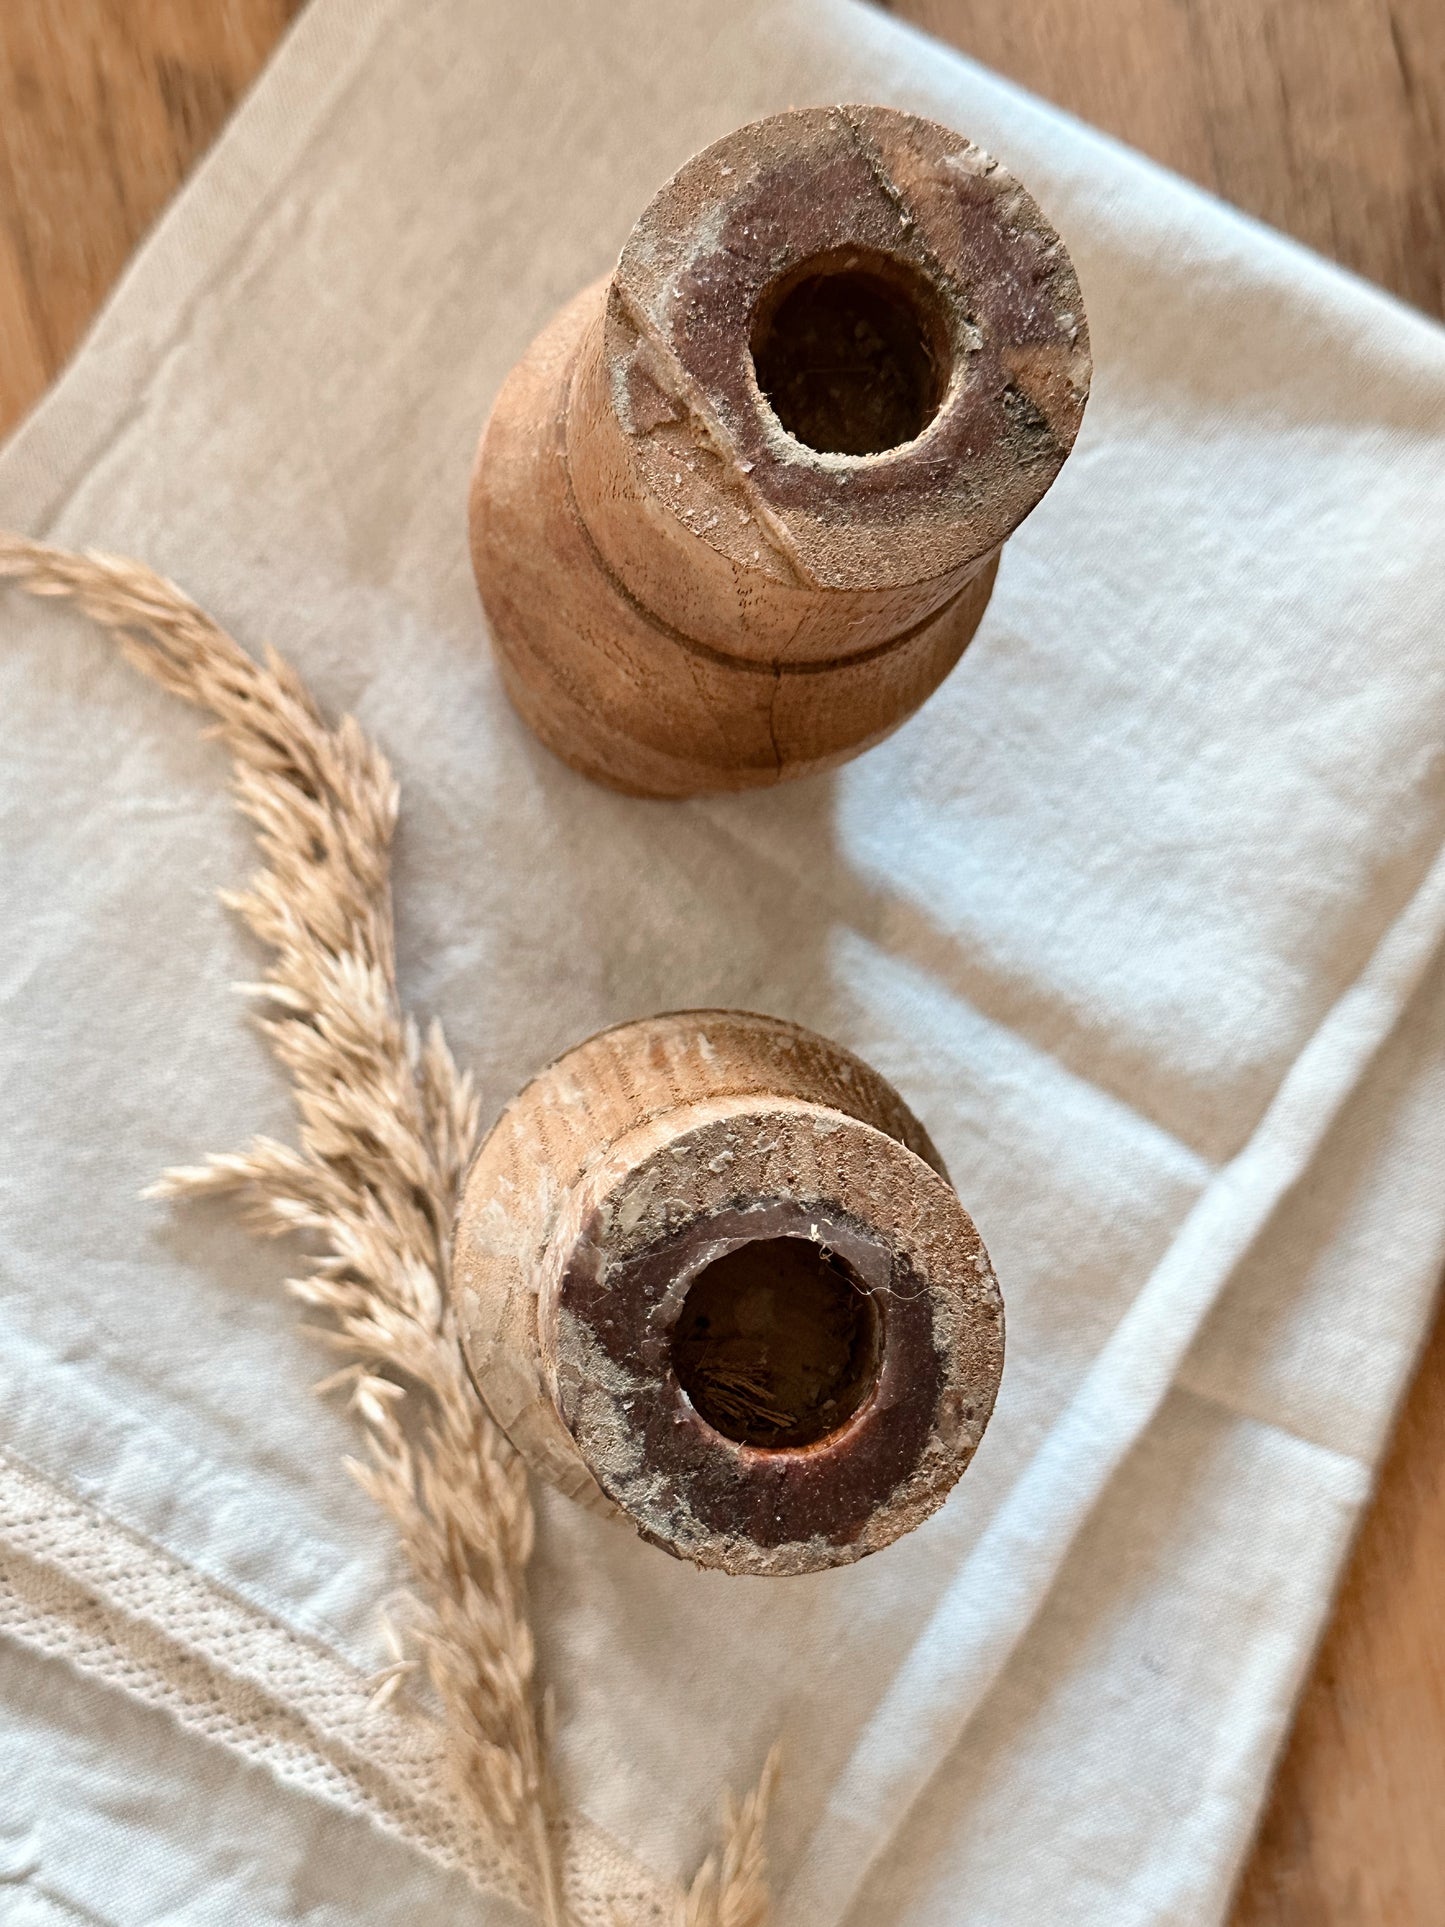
[1, 2, 1442, 1922]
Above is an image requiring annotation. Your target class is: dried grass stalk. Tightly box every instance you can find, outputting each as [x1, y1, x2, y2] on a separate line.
[678, 1746, 782, 1927]
[1, 532, 779, 1927]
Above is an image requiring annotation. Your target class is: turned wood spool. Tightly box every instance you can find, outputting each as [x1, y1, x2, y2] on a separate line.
[451, 1011, 1004, 1576]
[469, 103, 1090, 797]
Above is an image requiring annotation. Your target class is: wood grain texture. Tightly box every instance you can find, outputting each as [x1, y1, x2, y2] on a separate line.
[471, 105, 1088, 794]
[452, 1009, 1003, 1574]
[890, 0, 1445, 319]
[0, 0, 304, 437]
[0, 0, 1441, 1917]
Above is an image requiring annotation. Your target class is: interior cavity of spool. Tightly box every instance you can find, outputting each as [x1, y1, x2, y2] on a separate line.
[670, 1234, 883, 1449]
[749, 247, 951, 456]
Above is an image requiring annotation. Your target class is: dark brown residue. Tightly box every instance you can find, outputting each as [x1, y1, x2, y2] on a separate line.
[556, 1199, 945, 1552]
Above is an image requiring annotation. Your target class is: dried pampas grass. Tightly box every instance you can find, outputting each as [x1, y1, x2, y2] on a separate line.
[0, 532, 778, 1927]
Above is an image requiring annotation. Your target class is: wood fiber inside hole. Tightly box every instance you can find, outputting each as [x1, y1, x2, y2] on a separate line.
[750, 255, 948, 455]
[671, 1236, 882, 1448]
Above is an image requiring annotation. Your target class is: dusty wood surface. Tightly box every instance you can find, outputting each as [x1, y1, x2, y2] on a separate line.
[454, 1009, 1003, 1574]
[472, 105, 1087, 794]
[0, 0, 1441, 1918]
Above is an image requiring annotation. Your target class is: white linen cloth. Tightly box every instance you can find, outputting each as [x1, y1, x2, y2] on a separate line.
[2, 0, 1443, 1921]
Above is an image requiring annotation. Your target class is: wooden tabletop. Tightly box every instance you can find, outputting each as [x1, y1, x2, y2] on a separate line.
[2, 2, 1443, 1920]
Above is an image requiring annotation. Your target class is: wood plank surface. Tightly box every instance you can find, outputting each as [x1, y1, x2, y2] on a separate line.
[891, 0, 1445, 321]
[0, 0, 305, 433]
[1, 2, 1443, 1922]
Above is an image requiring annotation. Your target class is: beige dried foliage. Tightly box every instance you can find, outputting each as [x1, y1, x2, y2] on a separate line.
[0, 532, 779, 1927]
[678, 1746, 783, 1927]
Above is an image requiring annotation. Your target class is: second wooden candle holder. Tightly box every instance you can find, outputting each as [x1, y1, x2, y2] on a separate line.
[451, 1011, 1004, 1576]
[470, 103, 1090, 796]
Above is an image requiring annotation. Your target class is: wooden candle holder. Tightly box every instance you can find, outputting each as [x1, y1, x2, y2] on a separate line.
[470, 104, 1089, 797]
[451, 1011, 1004, 1576]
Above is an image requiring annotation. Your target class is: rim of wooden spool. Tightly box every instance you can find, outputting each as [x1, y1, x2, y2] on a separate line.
[452, 1012, 1004, 1576]
[591, 103, 1091, 623]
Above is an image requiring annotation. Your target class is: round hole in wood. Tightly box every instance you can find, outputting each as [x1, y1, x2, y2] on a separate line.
[670, 1235, 884, 1449]
[749, 250, 951, 457]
